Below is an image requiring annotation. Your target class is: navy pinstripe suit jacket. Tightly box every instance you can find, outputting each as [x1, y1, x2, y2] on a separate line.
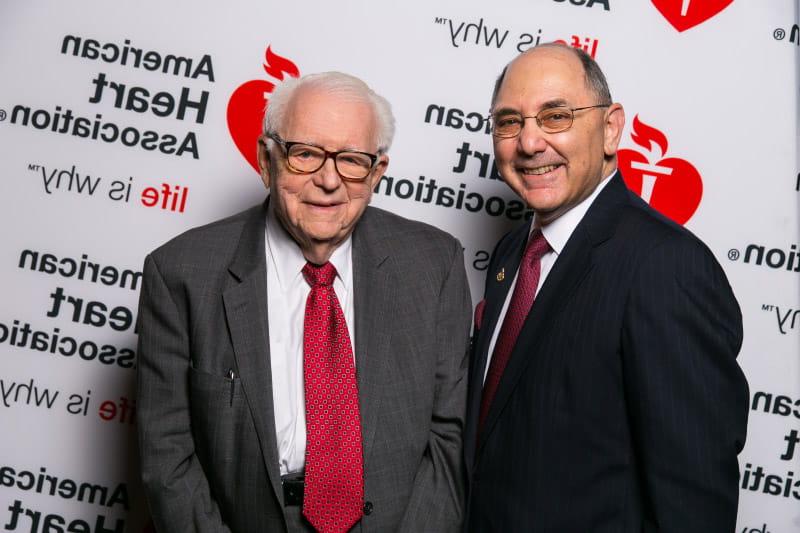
[464, 172, 748, 532]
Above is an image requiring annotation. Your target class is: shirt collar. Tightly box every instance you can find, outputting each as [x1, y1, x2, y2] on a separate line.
[328, 232, 352, 292]
[533, 169, 617, 255]
[265, 201, 352, 290]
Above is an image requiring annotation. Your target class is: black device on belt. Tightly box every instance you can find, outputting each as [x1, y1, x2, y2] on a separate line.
[281, 473, 374, 516]
[281, 472, 305, 507]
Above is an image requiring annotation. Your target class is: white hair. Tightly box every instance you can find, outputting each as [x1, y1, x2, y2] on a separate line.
[262, 71, 395, 153]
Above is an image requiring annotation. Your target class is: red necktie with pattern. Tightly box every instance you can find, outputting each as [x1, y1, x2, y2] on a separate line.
[478, 230, 550, 432]
[302, 261, 364, 533]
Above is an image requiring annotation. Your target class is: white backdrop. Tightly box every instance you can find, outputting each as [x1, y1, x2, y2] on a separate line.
[0, 1, 797, 531]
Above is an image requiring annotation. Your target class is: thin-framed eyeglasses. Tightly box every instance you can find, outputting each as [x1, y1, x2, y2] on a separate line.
[266, 133, 379, 182]
[491, 104, 610, 138]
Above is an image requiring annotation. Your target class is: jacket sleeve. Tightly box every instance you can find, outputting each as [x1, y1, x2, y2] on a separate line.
[137, 254, 233, 533]
[621, 236, 749, 532]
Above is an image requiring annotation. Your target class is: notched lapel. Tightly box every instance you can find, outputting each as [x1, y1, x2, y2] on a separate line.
[465, 224, 529, 465]
[471, 225, 530, 391]
[477, 174, 628, 451]
[222, 204, 284, 505]
[478, 226, 595, 451]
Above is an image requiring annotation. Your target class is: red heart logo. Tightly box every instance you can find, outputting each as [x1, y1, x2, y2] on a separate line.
[227, 46, 300, 173]
[651, 0, 733, 32]
[618, 115, 703, 225]
[619, 151, 702, 225]
[227, 78, 275, 173]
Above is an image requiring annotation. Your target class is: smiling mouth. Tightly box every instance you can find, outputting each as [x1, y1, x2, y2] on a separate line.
[519, 164, 563, 176]
[306, 201, 343, 209]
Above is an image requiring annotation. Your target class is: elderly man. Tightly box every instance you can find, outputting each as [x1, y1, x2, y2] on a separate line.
[464, 44, 749, 531]
[137, 72, 471, 532]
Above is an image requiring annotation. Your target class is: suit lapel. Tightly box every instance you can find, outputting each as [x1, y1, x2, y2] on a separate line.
[465, 221, 529, 466]
[351, 209, 394, 465]
[476, 173, 627, 454]
[472, 222, 531, 386]
[222, 201, 284, 504]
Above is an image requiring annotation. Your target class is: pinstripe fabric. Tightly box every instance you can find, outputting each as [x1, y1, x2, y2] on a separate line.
[464, 173, 748, 533]
[137, 201, 472, 533]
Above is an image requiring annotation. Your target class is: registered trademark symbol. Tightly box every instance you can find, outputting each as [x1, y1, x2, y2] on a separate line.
[0, 109, 7, 121]
[774, 28, 786, 40]
[728, 249, 740, 261]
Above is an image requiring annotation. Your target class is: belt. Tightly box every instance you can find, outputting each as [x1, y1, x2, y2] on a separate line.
[281, 474, 375, 516]
[281, 472, 305, 507]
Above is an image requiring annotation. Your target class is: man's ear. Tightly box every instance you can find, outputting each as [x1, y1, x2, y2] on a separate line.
[257, 135, 272, 189]
[603, 103, 625, 157]
[369, 154, 389, 192]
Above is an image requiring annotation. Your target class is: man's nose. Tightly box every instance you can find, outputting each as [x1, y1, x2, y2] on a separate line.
[312, 156, 343, 191]
[517, 119, 548, 155]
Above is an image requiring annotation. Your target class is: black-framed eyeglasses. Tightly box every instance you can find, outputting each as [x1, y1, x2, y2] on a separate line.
[491, 104, 610, 138]
[266, 133, 379, 182]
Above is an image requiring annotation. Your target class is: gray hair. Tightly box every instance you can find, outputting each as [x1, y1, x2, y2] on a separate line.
[262, 71, 395, 153]
[491, 43, 612, 110]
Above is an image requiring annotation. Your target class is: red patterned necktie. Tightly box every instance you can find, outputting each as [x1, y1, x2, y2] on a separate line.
[301, 261, 364, 533]
[478, 230, 550, 432]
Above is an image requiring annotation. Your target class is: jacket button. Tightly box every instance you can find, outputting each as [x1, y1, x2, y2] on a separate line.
[363, 501, 373, 515]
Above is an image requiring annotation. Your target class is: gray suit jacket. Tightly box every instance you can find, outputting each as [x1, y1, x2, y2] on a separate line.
[137, 201, 471, 532]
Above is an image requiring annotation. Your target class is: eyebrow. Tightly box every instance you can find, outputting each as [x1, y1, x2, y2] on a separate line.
[492, 99, 571, 116]
[285, 138, 373, 154]
[491, 107, 521, 117]
[540, 99, 570, 110]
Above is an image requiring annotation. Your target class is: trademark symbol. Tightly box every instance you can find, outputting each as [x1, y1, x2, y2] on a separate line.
[728, 249, 740, 261]
[762, 304, 775, 312]
[28, 163, 40, 172]
[434, 17, 448, 24]
[0, 109, 7, 121]
[774, 28, 786, 40]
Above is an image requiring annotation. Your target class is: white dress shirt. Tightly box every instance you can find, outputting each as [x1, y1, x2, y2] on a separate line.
[264, 202, 356, 475]
[483, 172, 616, 382]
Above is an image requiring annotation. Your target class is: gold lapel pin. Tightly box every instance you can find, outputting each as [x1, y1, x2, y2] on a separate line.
[496, 268, 505, 282]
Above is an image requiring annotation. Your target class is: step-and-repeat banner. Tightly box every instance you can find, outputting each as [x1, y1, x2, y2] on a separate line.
[1, 1, 798, 531]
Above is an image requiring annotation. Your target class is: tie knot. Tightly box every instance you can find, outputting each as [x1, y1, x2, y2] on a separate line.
[524, 230, 550, 264]
[302, 261, 337, 288]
